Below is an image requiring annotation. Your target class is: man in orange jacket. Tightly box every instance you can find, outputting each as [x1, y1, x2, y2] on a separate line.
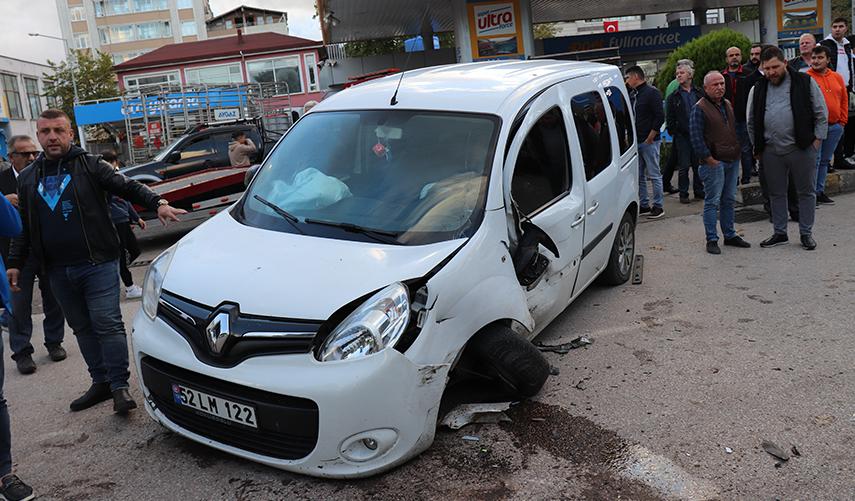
[808, 45, 848, 205]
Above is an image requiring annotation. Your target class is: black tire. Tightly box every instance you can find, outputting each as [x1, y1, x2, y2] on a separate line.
[599, 210, 635, 285]
[468, 324, 550, 399]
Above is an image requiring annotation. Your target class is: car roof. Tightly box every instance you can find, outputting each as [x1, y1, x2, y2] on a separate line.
[314, 60, 620, 118]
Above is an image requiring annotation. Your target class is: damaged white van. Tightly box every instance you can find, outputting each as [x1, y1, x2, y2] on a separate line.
[132, 60, 639, 478]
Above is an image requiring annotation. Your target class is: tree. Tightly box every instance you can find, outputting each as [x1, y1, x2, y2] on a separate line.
[42, 50, 119, 128]
[655, 29, 751, 92]
[344, 38, 405, 57]
[533, 23, 559, 39]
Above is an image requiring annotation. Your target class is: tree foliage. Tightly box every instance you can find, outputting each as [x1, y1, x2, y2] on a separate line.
[42, 50, 119, 127]
[533, 23, 559, 39]
[831, 0, 850, 22]
[655, 29, 751, 92]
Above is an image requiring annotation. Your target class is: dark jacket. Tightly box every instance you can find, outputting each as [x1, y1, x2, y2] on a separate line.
[0, 167, 17, 261]
[788, 55, 811, 73]
[8, 146, 161, 270]
[819, 37, 855, 91]
[0, 195, 21, 312]
[629, 82, 664, 142]
[110, 196, 140, 225]
[722, 66, 762, 123]
[751, 66, 817, 154]
[666, 85, 702, 136]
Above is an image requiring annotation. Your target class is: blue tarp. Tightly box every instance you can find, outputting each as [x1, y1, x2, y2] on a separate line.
[404, 35, 441, 52]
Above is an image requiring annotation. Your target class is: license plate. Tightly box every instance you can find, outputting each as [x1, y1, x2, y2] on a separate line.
[171, 383, 257, 428]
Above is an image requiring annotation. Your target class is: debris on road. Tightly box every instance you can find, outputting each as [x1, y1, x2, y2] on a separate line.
[814, 414, 836, 426]
[549, 365, 560, 376]
[632, 254, 644, 284]
[440, 402, 512, 430]
[724, 447, 733, 454]
[535, 336, 593, 354]
[762, 440, 790, 462]
[461, 435, 480, 442]
[791, 445, 801, 457]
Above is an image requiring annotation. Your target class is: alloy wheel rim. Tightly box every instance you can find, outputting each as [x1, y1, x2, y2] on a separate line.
[617, 221, 634, 276]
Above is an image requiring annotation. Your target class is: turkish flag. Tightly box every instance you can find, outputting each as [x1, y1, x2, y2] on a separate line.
[604, 21, 619, 33]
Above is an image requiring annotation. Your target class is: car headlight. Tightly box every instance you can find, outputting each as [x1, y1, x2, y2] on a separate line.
[318, 283, 410, 362]
[142, 246, 176, 320]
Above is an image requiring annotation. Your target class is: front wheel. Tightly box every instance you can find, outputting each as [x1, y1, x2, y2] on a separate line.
[598, 211, 635, 285]
[468, 324, 550, 399]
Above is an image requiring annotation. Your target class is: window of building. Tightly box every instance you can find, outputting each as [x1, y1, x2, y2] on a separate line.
[181, 21, 197, 37]
[69, 6, 86, 21]
[225, 20, 233, 29]
[571, 92, 612, 181]
[124, 71, 179, 91]
[184, 64, 242, 85]
[267, 15, 274, 23]
[256, 16, 265, 25]
[99, 24, 134, 44]
[73, 33, 90, 49]
[94, 0, 131, 17]
[23, 77, 41, 118]
[1, 74, 24, 120]
[247, 56, 303, 94]
[136, 21, 171, 40]
[133, 0, 168, 12]
[510, 107, 571, 215]
[304, 53, 318, 92]
[177, 0, 193, 8]
[604, 86, 634, 155]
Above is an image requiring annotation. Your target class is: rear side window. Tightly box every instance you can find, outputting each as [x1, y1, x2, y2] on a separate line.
[605, 86, 634, 155]
[571, 91, 613, 181]
[511, 107, 571, 215]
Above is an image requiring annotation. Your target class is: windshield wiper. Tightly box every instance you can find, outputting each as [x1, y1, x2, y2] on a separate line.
[303, 218, 401, 244]
[253, 195, 304, 234]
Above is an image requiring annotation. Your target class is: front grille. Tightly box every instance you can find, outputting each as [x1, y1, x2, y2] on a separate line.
[141, 356, 319, 460]
[157, 290, 323, 367]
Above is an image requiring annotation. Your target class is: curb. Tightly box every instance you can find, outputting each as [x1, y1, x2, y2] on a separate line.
[738, 168, 855, 205]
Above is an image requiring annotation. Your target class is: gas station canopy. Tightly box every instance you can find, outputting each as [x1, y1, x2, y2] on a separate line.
[321, 0, 756, 43]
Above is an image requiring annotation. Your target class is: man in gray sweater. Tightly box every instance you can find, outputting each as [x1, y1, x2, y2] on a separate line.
[747, 46, 828, 250]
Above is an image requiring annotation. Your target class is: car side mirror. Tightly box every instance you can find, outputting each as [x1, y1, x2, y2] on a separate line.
[167, 151, 181, 164]
[512, 220, 559, 289]
[244, 164, 261, 188]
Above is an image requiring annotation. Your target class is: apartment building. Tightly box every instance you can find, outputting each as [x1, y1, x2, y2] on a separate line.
[0, 56, 54, 159]
[55, 0, 213, 65]
[206, 5, 289, 38]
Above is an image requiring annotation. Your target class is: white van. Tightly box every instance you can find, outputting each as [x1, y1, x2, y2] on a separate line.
[132, 60, 639, 478]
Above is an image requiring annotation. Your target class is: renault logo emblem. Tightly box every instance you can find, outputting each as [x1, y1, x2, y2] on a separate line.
[206, 309, 234, 354]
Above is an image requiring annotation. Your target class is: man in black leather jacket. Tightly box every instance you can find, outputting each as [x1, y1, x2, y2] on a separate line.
[6, 109, 185, 415]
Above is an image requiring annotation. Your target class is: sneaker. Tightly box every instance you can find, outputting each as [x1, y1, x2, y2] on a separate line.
[14, 355, 35, 375]
[0, 474, 34, 501]
[800, 234, 817, 250]
[70, 382, 112, 412]
[125, 285, 143, 299]
[46, 344, 67, 362]
[816, 192, 835, 205]
[760, 233, 789, 248]
[723, 236, 751, 248]
[647, 207, 665, 219]
[679, 196, 690, 204]
[706, 241, 721, 254]
[639, 206, 652, 215]
[112, 388, 137, 415]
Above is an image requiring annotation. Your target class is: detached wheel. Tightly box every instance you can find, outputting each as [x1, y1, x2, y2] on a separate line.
[468, 324, 549, 399]
[599, 211, 635, 285]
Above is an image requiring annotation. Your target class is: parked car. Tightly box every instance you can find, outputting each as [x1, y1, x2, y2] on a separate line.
[120, 119, 278, 183]
[132, 60, 639, 478]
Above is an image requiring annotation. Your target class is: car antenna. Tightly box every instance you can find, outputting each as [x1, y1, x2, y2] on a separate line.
[391, 6, 430, 106]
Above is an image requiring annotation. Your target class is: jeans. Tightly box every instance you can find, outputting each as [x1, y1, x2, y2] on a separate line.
[674, 133, 704, 197]
[638, 140, 664, 209]
[763, 147, 818, 236]
[0, 325, 11, 477]
[48, 260, 130, 391]
[735, 122, 755, 183]
[699, 160, 739, 242]
[817, 123, 844, 194]
[9, 255, 65, 360]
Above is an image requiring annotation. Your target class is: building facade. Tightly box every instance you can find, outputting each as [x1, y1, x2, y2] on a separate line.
[0, 56, 54, 159]
[206, 5, 289, 38]
[55, 0, 213, 65]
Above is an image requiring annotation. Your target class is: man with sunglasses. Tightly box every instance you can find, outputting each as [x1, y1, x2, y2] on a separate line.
[0, 136, 66, 375]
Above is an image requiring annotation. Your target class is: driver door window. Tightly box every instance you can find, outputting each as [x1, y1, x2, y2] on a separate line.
[510, 107, 572, 215]
[180, 136, 216, 160]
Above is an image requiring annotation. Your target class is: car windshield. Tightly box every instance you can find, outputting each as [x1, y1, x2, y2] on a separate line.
[235, 110, 499, 245]
[151, 139, 180, 162]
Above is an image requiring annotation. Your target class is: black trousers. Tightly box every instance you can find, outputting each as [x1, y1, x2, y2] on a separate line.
[116, 222, 141, 287]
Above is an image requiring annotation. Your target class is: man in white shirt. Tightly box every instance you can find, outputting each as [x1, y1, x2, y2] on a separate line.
[820, 18, 855, 166]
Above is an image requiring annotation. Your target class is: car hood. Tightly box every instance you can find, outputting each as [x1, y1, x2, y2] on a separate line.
[161, 212, 465, 320]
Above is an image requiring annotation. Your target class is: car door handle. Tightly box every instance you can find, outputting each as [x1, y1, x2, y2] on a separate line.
[571, 213, 585, 228]
[587, 201, 599, 215]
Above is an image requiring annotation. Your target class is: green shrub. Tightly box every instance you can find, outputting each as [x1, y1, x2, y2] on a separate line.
[655, 29, 751, 92]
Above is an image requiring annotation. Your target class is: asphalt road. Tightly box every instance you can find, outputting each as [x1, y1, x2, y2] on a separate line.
[3, 193, 854, 500]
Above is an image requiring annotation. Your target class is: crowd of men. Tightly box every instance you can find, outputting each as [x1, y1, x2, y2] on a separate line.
[628, 17, 854, 254]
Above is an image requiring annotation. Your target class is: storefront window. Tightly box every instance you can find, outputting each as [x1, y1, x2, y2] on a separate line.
[185, 64, 243, 85]
[247, 56, 303, 94]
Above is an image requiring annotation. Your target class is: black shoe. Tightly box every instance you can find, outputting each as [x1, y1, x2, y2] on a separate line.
[724, 236, 751, 248]
[816, 192, 835, 205]
[14, 355, 35, 375]
[760, 233, 789, 248]
[46, 344, 67, 362]
[664, 186, 679, 194]
[0, 474, 34, 501]
[800, 234, 817, 250]
[679, 196, 690, 204]
[706, 241, 721, 254]
[694, 192, 705, 200]
[639, 206, 652, 215]
[647, 207, 665, 219]
[112, 388, 137, 415]
[70, 382, 112, 412]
